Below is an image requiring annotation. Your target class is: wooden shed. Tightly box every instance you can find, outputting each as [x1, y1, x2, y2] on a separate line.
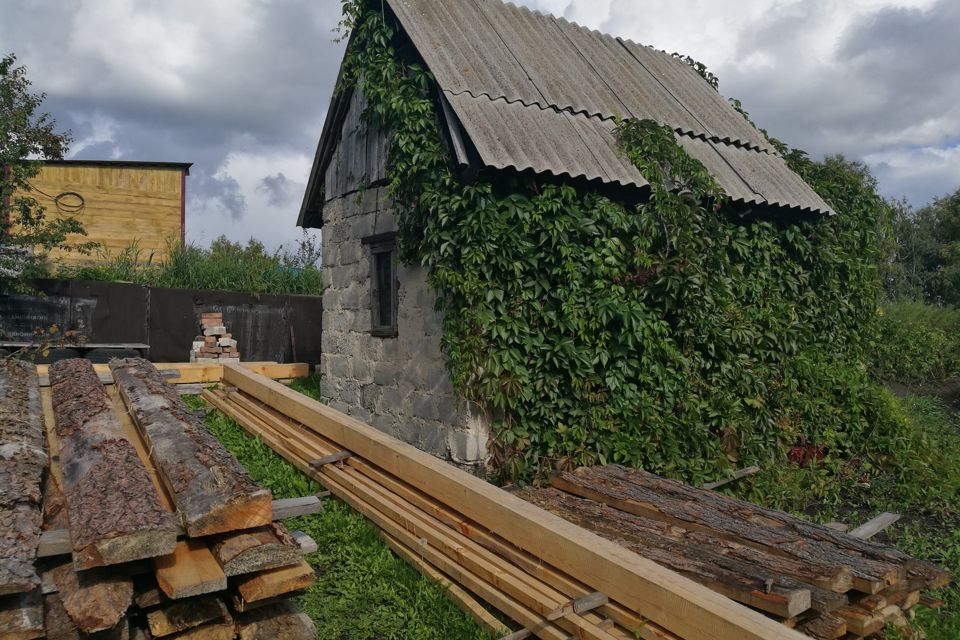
[26, 160, 191, 265]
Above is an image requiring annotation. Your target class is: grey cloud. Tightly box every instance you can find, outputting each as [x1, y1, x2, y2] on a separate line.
[256, 173, 300, 208]
[721, 0, 960, 162]
[190, 172, 246, 221]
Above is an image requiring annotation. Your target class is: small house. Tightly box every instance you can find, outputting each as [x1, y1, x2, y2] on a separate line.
[298, 0, 832, 469]
[27, 160, 191, 265]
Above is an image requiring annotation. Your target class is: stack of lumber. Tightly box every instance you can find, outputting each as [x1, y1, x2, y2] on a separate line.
[191, 314, 239, 363]
[524, 465, 952, 638]
[10, 357, 317, 640]
[0, 361, 48, 640]
[202, 365, 952, 640]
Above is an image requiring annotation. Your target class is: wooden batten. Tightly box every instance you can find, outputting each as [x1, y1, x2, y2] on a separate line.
[220, 365, 808, 640]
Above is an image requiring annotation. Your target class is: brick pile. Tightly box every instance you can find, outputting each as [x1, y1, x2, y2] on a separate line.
[191, 312, 240, 363]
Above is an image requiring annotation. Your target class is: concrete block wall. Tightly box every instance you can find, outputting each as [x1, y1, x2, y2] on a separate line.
[320, 188, 489, 468]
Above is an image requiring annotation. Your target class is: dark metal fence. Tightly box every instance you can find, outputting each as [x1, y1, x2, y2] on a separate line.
[0, 280, 322, 364]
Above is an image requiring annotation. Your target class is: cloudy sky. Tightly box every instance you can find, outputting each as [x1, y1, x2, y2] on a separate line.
[2, 0, 958, 250]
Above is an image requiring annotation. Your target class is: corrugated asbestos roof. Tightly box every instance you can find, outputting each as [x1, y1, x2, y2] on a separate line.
[386, 0, 834, 215]
[447, 92, 833, 213]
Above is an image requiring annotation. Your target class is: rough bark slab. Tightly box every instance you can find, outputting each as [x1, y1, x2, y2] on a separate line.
[0, 361, 46, 597]
[154, 540, 227, 600]
[49, 359, 177, 568]
[0, 589, 43, 640]
[0, 507, 42, 598]
[46, 562, 133, 633]
[551, 466, 942, 592]
[209, 523, 301, 577]
[146, 596, 228, 637]
[518, 488, 822, 618]
[795, 613, 846, 639]
[236, 601, 317, 640]
[233, 559, 314, 605]
[110, 358, 271, 537]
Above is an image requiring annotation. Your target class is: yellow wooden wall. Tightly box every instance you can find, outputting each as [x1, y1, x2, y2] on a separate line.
[24, 164, 184, 265]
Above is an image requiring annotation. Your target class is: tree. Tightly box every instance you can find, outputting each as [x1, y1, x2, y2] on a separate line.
[1, 53, 92, 292]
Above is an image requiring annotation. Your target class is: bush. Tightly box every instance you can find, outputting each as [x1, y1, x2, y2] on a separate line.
[58, 233, 323, 296]
[872, 302, 960, 384]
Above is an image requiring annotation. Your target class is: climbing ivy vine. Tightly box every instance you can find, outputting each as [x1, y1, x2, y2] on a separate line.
[340, 2, 895, 483]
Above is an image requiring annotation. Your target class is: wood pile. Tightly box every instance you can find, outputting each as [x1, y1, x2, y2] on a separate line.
[525, 465, 951, 638]
[203, 365, 952, 640]
[0, 357, 317, 640]
[0, 361, 47, 639]
[190, 314, 239, 364]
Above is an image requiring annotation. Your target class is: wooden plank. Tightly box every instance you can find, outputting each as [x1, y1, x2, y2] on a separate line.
[702, 466, 761, 490]
[235, 601, 317, 640]
[146, 596, 228, 637]
[37, 496, 324, 558]
[379, 531, 511, 637]
[48, 359, 178, 568]
[44, 563, 132, 634]
[35, 362, 310, 386]
[849, 513, 901, 540]
[214, 391, 619, 640]
[204, 389, 580, 640]
[153, 540, 227, 600]
[208, 388, 683, 640]
[0, 361, 46, 597]
[221, 365, 808, 640]
[551, 466, 905, 594]
[0, 589, 43, 640]
[233, 560, 314, 605]
[208, 523, 302, 577]
[111, 358, 272, 537]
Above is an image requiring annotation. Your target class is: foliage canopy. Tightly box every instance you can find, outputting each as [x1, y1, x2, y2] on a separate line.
[0, 53, 92, 291]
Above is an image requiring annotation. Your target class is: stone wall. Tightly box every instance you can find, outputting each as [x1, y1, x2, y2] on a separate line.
[319, 187, 489, 468]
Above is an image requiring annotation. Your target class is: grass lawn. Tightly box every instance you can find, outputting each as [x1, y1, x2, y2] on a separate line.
[184, 383, 492, 640]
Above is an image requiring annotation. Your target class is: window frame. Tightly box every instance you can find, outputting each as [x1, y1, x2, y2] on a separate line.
[362, 232, 399, 338]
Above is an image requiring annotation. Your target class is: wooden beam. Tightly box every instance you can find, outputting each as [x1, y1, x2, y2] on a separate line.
[849, 513, 901, 540]
[232, 559, 315, 605]
[112, 358, 272, 537]
[48, 359, 178, 569]
[219, 367, 808, 640]
[154, 540, 227, 600]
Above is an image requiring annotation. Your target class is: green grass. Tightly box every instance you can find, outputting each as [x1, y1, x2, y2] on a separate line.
[183, 394, 492, 640]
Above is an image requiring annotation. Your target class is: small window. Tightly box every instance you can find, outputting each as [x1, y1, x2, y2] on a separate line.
[363, 233, 398, 337]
